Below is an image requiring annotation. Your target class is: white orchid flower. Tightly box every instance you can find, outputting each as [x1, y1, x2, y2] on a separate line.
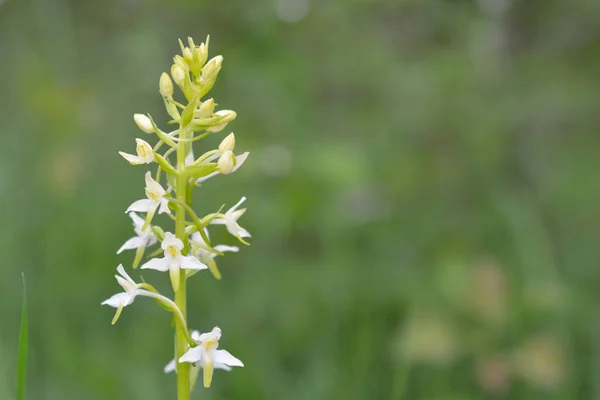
[117, 212, 157, 254]
[102, 265, 186, 326]
[210, 197, 251, 244]
[190, 229, 238, 279]
[126, 171, 171, 216]
[179, 327, 244, 388]
[101, 265, 144, 324]
[119, 138, 154, 165]
[140, 232, 207, 291]
[164, 330, 232, 373]
[193, 133, 249, 184]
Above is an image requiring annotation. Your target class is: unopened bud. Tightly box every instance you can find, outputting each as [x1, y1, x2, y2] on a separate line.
[218, 133, 236, 153]
[218, 150, 235, 174]
[201, 56, 223, 81]
[134, 114, 154, 134]
[195, 98, 215, 118]
[207, 110, 236, 133]
[171, 64, 186, 87]
[159, 73, 173, 97]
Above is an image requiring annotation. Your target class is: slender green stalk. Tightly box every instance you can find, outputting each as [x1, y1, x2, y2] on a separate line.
[16, 273, 27, 400]
[175, 127, 190, 400]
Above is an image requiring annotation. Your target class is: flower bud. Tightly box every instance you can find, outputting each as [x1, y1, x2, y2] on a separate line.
[206, 110, 236, 133]
[171, 64, 186, 87]
[218, 150, 235, 174]
[195, 42, 208, 67]
[195, 98, 215, 118]
[134, 114, 154, 134]
[159, 73, 173, 97]
[201, 56, 223, 81]
[218, 133, 236, 153]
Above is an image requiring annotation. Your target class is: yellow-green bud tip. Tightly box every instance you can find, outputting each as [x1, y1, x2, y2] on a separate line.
[159, 72, 173, 97]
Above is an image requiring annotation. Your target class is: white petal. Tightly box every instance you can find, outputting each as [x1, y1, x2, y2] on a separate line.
[119, 152, 142, 164]
[228, 197, 247, 214]
[179, 347, 203, 363]
[166, 354, 230, 372]
[209, 218, 226, 226]
[199, 327, 222, 341]
[116, 236, 145, 254]
[145, 171, 166, 197]
[232, 152, 249, 172]
[158, 198, 171, 214]
[129, 212, 146, 228]
[185, 150, 195, 167]
[140, 257, 170, 272]
[180, 256, 208, 270]
[191, 330, 202, 341]
[195, 171, 219, 184]
[214, 349, 244, 367]
[164, 359, 176, 373]
[214, 362, 233, 371]
[126, 199, 156, 213]
[116, 264, 136, 285]
[101, 292, 135, 308]
[162, 233, 183, 251]
[226, 221, 251, 238]
[214, 245, 239, 253]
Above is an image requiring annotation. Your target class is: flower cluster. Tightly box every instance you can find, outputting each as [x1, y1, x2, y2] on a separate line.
[102, 36, 246, 396]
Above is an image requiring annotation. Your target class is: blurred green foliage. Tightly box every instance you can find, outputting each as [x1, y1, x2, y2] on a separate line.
[1, 0, 600, 399]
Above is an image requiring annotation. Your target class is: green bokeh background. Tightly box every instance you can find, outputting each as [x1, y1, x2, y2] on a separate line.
[2, 0, 600, 399]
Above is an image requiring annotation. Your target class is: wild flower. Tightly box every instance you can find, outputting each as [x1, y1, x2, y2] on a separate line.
[102, 36, 247, 398]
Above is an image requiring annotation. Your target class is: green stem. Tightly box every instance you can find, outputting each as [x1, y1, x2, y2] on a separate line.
[175, 127, 191, 400]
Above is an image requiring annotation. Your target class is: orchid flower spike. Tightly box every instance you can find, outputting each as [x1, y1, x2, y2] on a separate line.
[126, 171, 171, 216]
[119, 138, 155, 165]
[140, 232, 208, 291]
[190, 229, 239, 279]
[179, 327, 244, 388]
[101, 265, 143, 324]
[164, 330, 233, 374]
[210, 197, 251, 244]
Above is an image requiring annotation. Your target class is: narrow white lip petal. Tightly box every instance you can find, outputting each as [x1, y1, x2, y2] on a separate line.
[116, 236, 145, 254]
[140, 257, 170, 272]
[180, 256, 208, 270]
[119, 152, 142, 164]
[126, 199, 156, 213]
[164, 359, 176, 373]
[214, 245, 239, 253]
[195, 171, 219, 184]
[179, 347, 203, 363]
[213, 350, 244, 367]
